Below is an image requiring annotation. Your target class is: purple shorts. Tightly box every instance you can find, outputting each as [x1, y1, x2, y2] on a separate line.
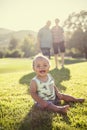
[53, 41, 65, 54]
[35, 97, 61, 108]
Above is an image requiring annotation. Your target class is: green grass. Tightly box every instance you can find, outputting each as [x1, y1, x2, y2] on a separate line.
[0, 57, 87, 130]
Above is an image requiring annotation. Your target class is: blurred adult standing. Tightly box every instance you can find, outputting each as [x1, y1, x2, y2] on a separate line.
[37, 20, 52, 59]
[51, 18, 65, 68]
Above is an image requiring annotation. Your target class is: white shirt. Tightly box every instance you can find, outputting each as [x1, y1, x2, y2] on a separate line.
[32, 74, 56, 101]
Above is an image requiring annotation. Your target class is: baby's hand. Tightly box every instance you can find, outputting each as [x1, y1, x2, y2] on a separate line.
[57, 93, 63, 99]
[40, 101, 49, 109]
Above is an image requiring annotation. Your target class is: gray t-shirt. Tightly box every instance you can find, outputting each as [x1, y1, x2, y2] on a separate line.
[38, 26, 53, 48]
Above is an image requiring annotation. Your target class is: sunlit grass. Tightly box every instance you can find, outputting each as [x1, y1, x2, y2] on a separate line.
[0, 57, 87, 130]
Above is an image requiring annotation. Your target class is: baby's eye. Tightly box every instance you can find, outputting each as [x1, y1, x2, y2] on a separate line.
[36, 65, 41, 68]
[44, 64, 47, 67]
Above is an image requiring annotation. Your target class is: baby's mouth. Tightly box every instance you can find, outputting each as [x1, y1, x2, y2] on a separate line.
[40, 70, 46, 73]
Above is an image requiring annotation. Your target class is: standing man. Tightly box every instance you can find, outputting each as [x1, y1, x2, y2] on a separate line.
[51, 18, 65, 68]
[37, 20, 52, 59]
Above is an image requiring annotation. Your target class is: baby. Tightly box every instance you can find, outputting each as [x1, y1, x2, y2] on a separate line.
[30, 55, 84, 114]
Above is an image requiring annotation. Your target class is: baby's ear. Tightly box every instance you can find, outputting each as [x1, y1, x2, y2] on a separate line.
[33, 65, 35, 71]
[33, 66, 34, 70]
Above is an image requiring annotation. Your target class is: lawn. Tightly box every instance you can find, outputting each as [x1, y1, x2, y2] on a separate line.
[0, 57, 87, 130]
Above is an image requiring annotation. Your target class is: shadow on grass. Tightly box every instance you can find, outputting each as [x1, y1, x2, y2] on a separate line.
[19, 105, 54, 130]
[50, 67, 70, 91]
[19, 67, 70, 92]
[19, 104, 72, 130]
[19, 71, 35, 86]
[64, 58, 86, 65]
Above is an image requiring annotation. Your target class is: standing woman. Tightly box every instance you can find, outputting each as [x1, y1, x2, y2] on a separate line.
[51, 18, 65, 68]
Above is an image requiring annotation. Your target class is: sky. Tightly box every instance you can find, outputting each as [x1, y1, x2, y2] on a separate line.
[0, 0, 87, 32]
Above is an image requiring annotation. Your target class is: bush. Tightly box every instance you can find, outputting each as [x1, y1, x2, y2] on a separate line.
[0, 50, 4, 58]
[10, 49, 24, 58]
[5, 49, 24, 58]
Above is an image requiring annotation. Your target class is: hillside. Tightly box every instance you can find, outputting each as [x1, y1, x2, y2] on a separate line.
[0, 28, 37, 47]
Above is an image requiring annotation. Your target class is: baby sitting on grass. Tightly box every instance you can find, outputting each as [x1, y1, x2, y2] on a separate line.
[30, 55, 85, 114]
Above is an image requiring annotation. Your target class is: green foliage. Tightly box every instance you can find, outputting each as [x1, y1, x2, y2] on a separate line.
[0, 35, 38, 58]
[64, 10, 87, 59]
[9, 49, 24, 58]
[5, 49, 24, 58]
[8, 38, 19, 50]
[0, 58, 87, 130]
[64, 10, 87, 32]
[21, 36, 38, 57]
[0, 50, 4, 58]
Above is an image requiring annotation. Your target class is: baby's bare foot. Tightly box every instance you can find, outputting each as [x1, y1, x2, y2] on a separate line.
[77, 98, 85, 103]
[58, 105, 69, 114]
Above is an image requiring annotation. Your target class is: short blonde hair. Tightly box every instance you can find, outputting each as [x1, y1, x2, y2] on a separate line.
[33, 54, 50, 67]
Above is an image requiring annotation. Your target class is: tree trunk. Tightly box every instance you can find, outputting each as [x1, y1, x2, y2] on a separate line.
[84, 47, 87, 59]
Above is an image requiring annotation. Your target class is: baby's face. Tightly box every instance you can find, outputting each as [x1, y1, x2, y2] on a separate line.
[33, 57, 50, 77]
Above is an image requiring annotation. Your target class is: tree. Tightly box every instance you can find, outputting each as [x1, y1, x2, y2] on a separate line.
[21, 35, 37, 57]
[21, 38, 31, 57]
[8, 37, 19, 50]
[64, 10, 87, 59]
[64, 10, 87, 32]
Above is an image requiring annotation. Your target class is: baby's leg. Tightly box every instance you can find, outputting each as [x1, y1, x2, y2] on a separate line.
[47, 102, 69, 114]
[61, 94, 85, 103]
[35, 101, 69, 114]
